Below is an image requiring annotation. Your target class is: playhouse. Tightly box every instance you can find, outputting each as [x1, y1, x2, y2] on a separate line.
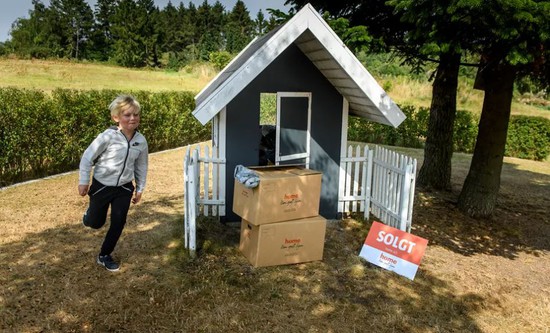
[191, 4, 406, 222]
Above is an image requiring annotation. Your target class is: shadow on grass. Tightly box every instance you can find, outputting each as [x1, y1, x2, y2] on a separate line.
[412, 159, 550, 259]
[1, 199, 488, 332]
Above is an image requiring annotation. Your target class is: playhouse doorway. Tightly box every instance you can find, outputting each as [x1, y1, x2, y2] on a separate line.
[276, 92, 312, 167]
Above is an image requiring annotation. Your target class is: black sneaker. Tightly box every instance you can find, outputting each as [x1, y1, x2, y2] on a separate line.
[97, 255, 120, 272]
[82, 209, 90, 227]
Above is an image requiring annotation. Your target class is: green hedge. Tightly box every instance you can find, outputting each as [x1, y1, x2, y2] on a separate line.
[453, 110, 479, 153]
[0, 88, 210, 187]
[348, 104, 550, 161]
[506, 116, 550, 160]
[2, 89, 549, 187]
[347, 105, 428, 148]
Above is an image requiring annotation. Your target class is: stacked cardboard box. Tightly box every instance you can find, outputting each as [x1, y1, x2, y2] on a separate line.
[233, 165, 327, 267]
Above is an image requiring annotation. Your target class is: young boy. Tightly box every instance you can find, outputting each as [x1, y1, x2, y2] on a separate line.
[78, 95, 148, 272]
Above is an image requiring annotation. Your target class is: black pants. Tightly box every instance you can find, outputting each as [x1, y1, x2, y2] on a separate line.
[86, 178, 134, 256]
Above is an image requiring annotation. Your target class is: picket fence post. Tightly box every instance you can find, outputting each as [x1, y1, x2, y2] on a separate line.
[183, 146, 197, 258]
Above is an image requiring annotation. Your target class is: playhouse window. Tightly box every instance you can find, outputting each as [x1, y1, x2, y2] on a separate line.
[259, 93, 276, 165]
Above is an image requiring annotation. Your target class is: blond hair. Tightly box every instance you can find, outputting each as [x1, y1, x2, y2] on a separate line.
[109, 95, 141, 117]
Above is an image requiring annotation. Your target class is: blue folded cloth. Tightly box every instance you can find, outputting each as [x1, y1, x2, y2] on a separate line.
[234, 165, 260, 188]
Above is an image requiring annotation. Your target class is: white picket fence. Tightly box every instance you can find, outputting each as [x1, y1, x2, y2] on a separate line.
[183, 143, 416, 255]
[183, 144, 225, 256]
[339, 145, 417, 232]
[338, 145, 373, 217]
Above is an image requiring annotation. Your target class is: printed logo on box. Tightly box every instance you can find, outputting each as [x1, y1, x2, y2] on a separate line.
[280, 193, 302, 206]
[359, 221, 428, 280]
[280, 193, 302, 212]
[281, 237, 303, 250]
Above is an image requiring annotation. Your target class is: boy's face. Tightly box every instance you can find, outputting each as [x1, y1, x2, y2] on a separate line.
[113, 106, 140, 132]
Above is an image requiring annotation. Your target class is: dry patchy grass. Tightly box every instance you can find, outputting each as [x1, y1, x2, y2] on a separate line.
[387, 76, 550, 120]
[0, 144, 549, 332]
[0, 59, 215, 93]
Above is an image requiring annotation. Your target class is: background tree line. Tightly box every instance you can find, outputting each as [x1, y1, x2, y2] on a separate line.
[0, 0, 280, 69]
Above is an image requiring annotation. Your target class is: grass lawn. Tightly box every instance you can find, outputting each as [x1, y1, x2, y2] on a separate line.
[0, 143, 549, 332]
[0, 59, 215, 93]
[0, 59, 549, 332]
[393, 77, 549, 120]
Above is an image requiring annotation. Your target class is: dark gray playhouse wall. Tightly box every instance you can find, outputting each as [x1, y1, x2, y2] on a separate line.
[226, 43, 343, 221]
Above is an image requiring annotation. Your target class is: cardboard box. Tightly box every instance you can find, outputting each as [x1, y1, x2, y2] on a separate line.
[239, 216, 327, 267]
[233, 165, 322, 225]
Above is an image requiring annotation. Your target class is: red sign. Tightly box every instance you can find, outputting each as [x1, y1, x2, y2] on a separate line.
[359, 221, 428, 280]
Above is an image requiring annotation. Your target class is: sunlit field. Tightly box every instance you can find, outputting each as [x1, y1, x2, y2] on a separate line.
[0, 58, 216, 93]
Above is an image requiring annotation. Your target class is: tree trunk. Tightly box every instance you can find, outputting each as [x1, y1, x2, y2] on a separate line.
[457, 61, 516, 218]
[417, 52, 461, 190]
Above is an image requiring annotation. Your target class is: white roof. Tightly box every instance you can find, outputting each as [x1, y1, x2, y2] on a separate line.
[193, 3, 406, 128]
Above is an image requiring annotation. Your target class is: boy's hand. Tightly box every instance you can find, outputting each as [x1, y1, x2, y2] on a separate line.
[78, 185, 89, 196]
[132, 192, 142, 204]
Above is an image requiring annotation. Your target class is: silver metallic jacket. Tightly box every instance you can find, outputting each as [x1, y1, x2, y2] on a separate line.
[79, 127, 148, 193]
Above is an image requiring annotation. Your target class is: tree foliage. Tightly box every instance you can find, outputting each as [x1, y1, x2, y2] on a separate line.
[225, 0, 254, 53]
[90, 0, 117, 61]
[9, 0, 64, 58]
[6, 0, 276, 69]
[48, 0, 94, 59]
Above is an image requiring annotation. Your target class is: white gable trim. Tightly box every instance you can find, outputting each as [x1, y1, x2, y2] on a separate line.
[193, 9, 310, 125]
